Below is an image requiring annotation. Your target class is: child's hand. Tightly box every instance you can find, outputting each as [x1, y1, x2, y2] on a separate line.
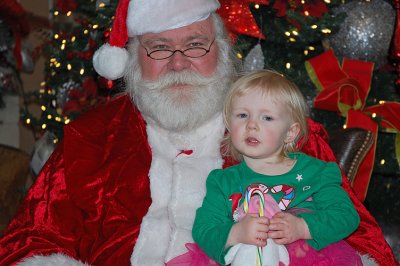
[226, 214, 270, 248]
[267, 212, 311, 244]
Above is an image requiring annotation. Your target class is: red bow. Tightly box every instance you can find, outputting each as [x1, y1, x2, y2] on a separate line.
[306, 50, 400, 201]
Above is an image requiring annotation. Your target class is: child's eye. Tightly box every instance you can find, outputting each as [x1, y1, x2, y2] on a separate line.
[236, 113, 248, 118]
[262, 115, 273, 121]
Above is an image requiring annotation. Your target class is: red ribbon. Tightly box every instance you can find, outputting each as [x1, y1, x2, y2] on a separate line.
[305, 49, 373, 117]
[305, 50, 400, 202]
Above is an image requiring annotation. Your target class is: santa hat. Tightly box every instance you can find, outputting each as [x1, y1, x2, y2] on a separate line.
[93, 0, 220, 80]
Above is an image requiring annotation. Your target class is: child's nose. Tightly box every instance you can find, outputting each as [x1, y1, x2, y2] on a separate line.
[246, 119, 258, 130]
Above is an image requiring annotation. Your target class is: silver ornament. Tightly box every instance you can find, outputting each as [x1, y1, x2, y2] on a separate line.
[30, 131, 57, 176]
[327, 0, 395, 69]
[244, 44, 265, 71]
[56, 79, 78, 108]
[20, 40, 35, 73]
[0, 20, 12, 52]
[0, 65, 22, 94]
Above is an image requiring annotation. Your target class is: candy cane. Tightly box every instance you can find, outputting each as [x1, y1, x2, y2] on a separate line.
[243, 187, 265, 266]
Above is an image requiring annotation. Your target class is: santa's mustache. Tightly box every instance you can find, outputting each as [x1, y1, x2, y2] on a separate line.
[137, 70, 212, 91]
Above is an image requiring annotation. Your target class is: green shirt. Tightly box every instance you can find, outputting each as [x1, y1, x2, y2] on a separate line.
[192, 152, 360, 264]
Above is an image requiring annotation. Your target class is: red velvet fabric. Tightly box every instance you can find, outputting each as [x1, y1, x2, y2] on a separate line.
[0, 95, 396, 265]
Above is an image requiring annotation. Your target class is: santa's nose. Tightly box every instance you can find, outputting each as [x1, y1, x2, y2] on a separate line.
[167, 52, 191, 72]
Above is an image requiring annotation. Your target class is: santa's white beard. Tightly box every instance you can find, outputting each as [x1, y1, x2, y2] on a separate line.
[131, 69, 230, 132]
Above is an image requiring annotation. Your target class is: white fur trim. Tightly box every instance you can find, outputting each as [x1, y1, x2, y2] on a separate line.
[16, 253, 90, 266]
[131, 114, 225, 266]
[360, 253, 378, 266]
[225, 240, 289, 266]
[127, 0, 220, 35]
[93, 43, 129, 80]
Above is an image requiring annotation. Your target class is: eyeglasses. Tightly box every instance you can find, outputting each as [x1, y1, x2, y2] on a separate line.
[141, 39, 215, 60]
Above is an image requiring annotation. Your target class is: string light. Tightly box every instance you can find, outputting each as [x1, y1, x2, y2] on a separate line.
[55, 117, 62, 122]
[254, 4, 260, 8]
[380, 159, 385, 165]
[321, 28, 331, 34]
[289, 38, 296, 42]
[26, 118, 31, 124]
[42, 124, 47, 129]
[47, 115, 52, 119]
[292, 30, 299, 36]
[84, 29, 89, 34]
[67, 11, 72, 16]
[93, 24, 99, 29]
[53, 138, 59, 144]
[65, 118, 71, 124]
[41, 106, 46, 111]
[99, 2, 106, 8]
[67, 64, 72, 70]
[304, 50, 309, 55]
[311, 25, 318, 29]
[304, 10, 310, 16]
[379, 100, 386, 104]
[286, 62, 291, 69]
[372, 113, 377, 118]
[80, 68, 85, 75]
[236, 53, 243, 59]
[54, 34, 59, 39]
[285, 31, 291, 36]
[54, 11, 59, 16]
[61, 43, 66, 50]
[343, 124, 347, 129]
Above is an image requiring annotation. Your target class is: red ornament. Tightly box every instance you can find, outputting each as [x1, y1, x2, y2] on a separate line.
[63, 77, 99, 115]
[97, 77, 115, 90]
[217, 0, 268, 41]
[56, 0, 77, 14]
[273, 0, 328, 20]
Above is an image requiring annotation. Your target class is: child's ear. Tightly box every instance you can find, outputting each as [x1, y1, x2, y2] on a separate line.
[285, 122, 300, 143]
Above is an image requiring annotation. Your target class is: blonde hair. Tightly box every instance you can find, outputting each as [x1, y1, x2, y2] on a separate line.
[222, 69, 309, 161]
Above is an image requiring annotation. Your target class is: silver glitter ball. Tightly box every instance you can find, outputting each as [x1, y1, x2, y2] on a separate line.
[327, 0, 395, 69]
[244, 44, 265, 71]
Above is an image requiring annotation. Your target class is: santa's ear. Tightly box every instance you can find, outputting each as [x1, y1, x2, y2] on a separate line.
[285, 122, 300, 143]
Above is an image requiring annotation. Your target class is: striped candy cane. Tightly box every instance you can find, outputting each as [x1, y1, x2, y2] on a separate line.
[243, 187, 265, 266]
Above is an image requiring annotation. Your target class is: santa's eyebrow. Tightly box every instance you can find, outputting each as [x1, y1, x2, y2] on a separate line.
[141, 35, 212, 46]
[140, 37, 170, 46]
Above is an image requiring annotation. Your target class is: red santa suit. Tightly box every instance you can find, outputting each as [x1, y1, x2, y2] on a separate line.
[0, 95, 396, 265]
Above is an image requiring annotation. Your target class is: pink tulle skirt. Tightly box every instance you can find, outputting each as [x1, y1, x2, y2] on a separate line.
[286, 239, 362, 266]
[165, 240, 362, 266]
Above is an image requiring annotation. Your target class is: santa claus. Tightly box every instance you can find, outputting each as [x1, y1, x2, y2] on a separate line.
[0, 0, 396, 265]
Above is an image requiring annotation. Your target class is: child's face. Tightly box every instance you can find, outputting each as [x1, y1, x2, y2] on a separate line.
[229, 89, 299, 162]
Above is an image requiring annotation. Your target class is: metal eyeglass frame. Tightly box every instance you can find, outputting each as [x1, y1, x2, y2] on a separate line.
[141, 39, 215, 60]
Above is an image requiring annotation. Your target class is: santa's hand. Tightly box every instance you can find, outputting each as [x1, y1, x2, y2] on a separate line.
[226, 214, 269, 248]
[267, 212, 311, 244]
